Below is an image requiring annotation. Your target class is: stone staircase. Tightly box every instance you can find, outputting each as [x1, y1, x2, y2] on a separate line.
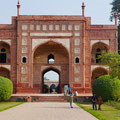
[34, 96, 67, 102]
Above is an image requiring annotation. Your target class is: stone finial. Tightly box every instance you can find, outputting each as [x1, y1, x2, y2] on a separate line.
[114, 11, 118, 26]
[82, 2, 85, 17]
[17, 0, 21, 16]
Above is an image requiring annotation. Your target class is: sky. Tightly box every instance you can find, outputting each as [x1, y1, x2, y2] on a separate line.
[0, 0, 114, 80]
[0, 0, 114, 25]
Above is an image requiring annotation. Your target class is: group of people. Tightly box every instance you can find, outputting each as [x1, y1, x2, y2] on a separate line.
[64, 84, 71, 95]
[92, 94, 103, 110]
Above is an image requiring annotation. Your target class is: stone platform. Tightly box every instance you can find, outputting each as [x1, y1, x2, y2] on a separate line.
[9, 93, 92, 102]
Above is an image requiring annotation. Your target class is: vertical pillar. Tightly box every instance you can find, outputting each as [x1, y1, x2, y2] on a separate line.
[114, 11, 118, 26]
[17, 1, 21, 16]
[82, 2, 85, 17]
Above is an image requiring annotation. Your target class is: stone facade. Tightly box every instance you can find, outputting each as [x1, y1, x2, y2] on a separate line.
[0, 9, 118, 94]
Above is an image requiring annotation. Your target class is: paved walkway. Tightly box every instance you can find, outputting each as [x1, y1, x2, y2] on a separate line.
[0, 103, 98, 120]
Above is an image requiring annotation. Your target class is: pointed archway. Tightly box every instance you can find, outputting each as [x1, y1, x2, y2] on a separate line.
[92, 67, 108, 84]
[0, 67, 10, 79]
[42, 68, 60, 93]
[33, 41, 69, 93]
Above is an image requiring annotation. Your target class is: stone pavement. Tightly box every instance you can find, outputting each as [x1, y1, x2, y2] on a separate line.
[0, 102, 98, 120]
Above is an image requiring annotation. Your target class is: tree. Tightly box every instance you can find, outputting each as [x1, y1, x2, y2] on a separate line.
[99, 51, 120, 78]
[92, 75, 120, 101]
[110, 0, 120, 54]
[110, 0, 120, 22]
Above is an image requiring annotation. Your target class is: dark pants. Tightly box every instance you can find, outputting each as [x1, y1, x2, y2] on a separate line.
[93, 102, 97, 110]
[98, 104, 101, 110]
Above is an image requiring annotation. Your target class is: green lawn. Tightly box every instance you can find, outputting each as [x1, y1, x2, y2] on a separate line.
[76, 103, 120, 120]
[0, 102, 23, 112]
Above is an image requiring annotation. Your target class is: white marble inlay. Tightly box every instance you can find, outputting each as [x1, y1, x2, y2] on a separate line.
[91, 65, 109, 71]
[30, 25, 34, 30]
[74, 33, 80, 36]
[62, 25, 66, 31]
[75, 77, 80, 83]
[0, 65, 11, 70]
[91, 40, 109, 46]
[21, 66, 28, 74]
[55, 25, 60, 31]
[22, 25, 28, 30]
[0, 39, 11, 45]
[36, 25, 40, 30]
[68, 25, 72, 30]
[42, 25, 47, 31]
[49, 25, 53, 31]
[22, 48, 28, 53]
[30, 33, 72, 37]
[32, 38, 70, 51]
[22, 38, 28, 45]
[74, 38, 80, 45]
[21, 77, 27, 82]
[74, 66, 80, 73]
[22, 33, 28, 36]
[74, 25, 80, 30]
[74, 48, 80, 54]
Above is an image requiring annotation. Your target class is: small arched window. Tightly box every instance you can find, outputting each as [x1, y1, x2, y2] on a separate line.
[22, 57, 27, 63]
[1, 48, 6, 52]
[0, 48, 6, 63]
[96, 48, 101, 63]
[75, 57, 80, 64]
[48, 54, 54, 64]
[96, 48, 101, 52]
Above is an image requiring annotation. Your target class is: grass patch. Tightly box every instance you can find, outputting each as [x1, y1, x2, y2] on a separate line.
[76, 103, 120, 120]
[0, 102, 24, 112]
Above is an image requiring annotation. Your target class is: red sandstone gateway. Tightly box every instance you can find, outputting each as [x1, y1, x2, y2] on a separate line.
[0, 2, 118, 94]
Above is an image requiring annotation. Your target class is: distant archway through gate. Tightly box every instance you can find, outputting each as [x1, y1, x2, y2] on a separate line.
[42, 68, 60, 93]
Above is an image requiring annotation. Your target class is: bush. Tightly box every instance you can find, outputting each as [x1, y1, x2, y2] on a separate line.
[0, 76, 13, 101]
[106, 101, 120, 110]
[92, 75, 120, 101]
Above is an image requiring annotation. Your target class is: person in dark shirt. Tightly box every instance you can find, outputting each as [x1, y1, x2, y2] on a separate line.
[92, 94, 97, 110]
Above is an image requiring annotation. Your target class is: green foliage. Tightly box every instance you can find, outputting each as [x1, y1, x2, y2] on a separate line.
[118, 25, 120, 54]
[106, 101, 120, 110]
[113, 89, 120, 102]
[110, 0, 120, 53]
[76, 103, 107, 120]
[110, 0, 120, 22]
[44, 77, 50, 81]
[43, 84, 50, 93]
[0, 102, 23, 112]
[99, 51, 120, 78]
[0, 76, 13, 101]
[92, 75, 120, 101]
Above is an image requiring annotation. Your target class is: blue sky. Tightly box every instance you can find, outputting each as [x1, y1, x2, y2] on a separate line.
[0, 0, 114, 24]
[0, 0, 114, 80]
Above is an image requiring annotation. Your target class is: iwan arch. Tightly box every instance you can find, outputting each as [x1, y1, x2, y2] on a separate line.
[0, 2, 118, 94]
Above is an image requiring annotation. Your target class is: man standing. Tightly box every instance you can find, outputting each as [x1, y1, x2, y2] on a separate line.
[92, 94, 97, 110]
[70, 92, 73, 108]
[68, 84, 71, 95]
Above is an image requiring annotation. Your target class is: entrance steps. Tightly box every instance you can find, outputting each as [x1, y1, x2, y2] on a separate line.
[10, 93, 92, 102]
[34, 96, 67, 102]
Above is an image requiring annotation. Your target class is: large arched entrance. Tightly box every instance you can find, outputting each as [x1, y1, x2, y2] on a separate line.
[92, 67, 108, 84]
[42, 68, 60, 93]
[33, 41, 69, 93]
[0, 67, 10, 78]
